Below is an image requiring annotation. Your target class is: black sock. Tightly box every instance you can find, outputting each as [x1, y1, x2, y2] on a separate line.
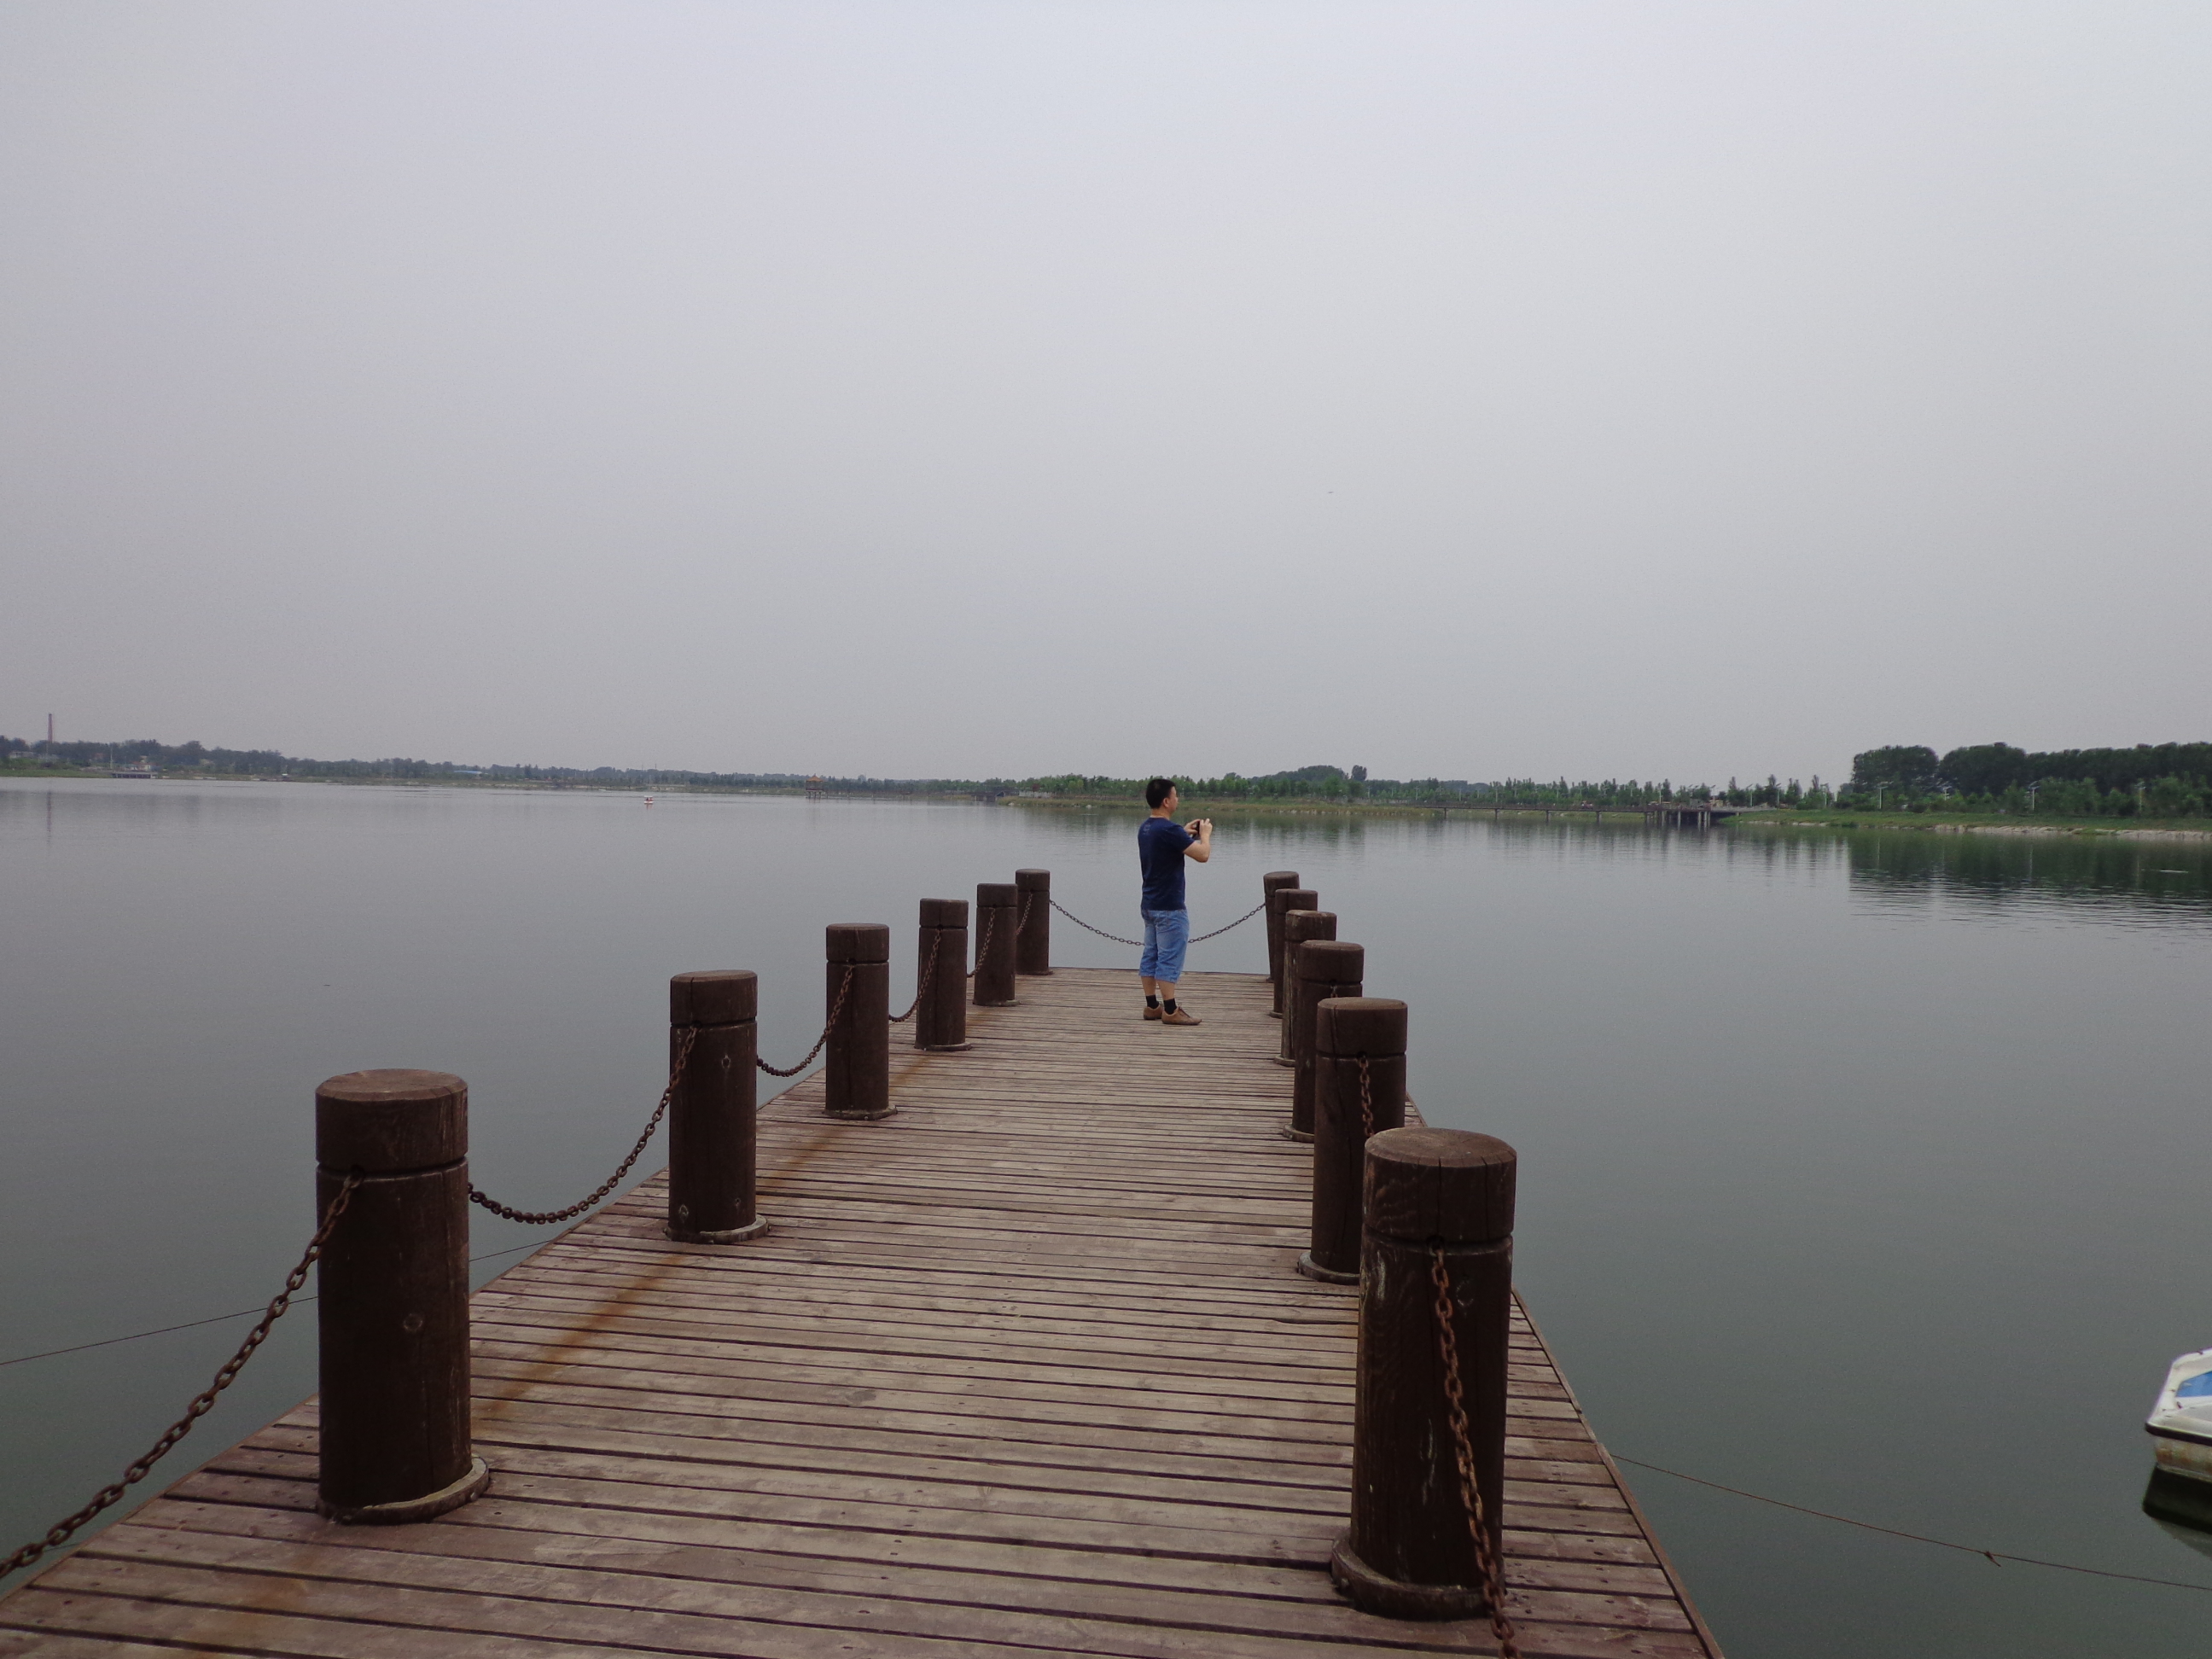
[1162, 998, 1178, 1014]
[1145, 994, 1160, 1008]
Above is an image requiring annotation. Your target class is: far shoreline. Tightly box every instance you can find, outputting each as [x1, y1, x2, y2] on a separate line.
[7, 767, 2209, 841]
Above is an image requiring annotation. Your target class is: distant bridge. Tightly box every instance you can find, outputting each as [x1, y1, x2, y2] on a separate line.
[1442, 801, 1770, 827]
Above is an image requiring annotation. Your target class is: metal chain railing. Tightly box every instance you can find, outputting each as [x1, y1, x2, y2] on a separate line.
[1190, 897, 1268, 942]
[888, 931, 940, 1024]
[1, 1171, 364, 1580]
[1354, 1054, 1377, 1140]
[758, 964, 856, 1077]
[1048, 895, 1266, 950]
[1050, 897, 1142, 946]
[1428, 1244, 1522, 1659]
[469, 1027, 696, 1225]
[964, 906, 998, 980]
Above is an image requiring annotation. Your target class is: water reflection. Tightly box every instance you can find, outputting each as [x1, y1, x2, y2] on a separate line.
[7, 783, 2212, 1658]
[1825, 827, 2212, 922]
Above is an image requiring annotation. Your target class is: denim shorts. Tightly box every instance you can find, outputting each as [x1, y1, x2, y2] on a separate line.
[1139, 907, 1189, 983]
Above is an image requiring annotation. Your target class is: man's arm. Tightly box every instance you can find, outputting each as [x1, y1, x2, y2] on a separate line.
[1185, 818, 1214, 864]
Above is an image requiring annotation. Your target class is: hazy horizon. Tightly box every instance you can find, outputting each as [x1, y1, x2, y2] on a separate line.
[5, 3, 2207, 787]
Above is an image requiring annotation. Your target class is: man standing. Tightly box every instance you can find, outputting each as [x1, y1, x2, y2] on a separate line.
[1137, 777, 1212, 1025]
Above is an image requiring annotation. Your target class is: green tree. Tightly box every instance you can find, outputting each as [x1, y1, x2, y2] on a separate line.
[1850, 746, 1940, 795]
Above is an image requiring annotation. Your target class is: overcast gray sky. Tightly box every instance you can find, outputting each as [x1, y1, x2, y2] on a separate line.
[3, 3, 2205, 783]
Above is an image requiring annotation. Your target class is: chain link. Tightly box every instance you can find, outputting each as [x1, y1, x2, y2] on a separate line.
[1047, 895, 1266, 950]
[1049, 897, 1142, 946]
[2, 1172, 364, 1580]
[1428, 1244, 1522, 1659]
[1354, 1055, 1377, 1141]
[889, 930, 940, 1024]
[469, 1027, 697, 1225]
[1189, 897, 1268, 942]
[758, 964, 856, 1077]
[964, 906, 998, 980]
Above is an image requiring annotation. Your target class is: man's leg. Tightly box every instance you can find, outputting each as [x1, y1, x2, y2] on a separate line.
[1156, 911, 1199, 1025]
[1138, 911, 1164, 1018]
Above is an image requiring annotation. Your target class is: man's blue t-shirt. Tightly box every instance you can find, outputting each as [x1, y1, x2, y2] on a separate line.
[1138, 817, 1196, 911]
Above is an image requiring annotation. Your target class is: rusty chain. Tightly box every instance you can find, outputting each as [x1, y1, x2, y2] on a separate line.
[964, 905, 998, 980]
[1428, 1244, 1522, 1659]
[1354, 1054, 1377, 1140]
[469, 1027, 696, 1225]
[1190, 897, 1268, 942]
[1048, 895, 1266, 951]
[1, 1172, 364, 1580]
[1050, 898, 1141, 946]
[758, 964, 856, 1077]
[889, 929, 941, 1023]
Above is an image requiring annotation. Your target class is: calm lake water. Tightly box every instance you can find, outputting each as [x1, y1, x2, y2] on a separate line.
[4, 777, 2211, 1655]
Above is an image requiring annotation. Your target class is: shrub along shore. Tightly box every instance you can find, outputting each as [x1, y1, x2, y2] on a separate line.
[7, 739, 2206, 840]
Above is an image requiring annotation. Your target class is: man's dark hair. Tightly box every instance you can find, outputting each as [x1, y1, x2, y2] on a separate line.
[1144, 777, 1177, 809]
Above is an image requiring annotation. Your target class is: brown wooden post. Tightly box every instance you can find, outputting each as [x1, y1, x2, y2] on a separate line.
[824, 923, 893, 1120]
[1286, 939, 1363, 1141]
[915, 898, 970, 1051]
[314, 1068, 491, 1523]
[1275, 906, 1335, 1064]
[1261, 871, 1300, 1010]
[974, 882, 1019, 1007]
[667, 970, 767, 1243]
[1015, 869, 1051, 975]
[1332, 1127, 1517, 1621]
[1299, 998, 1407, 1284]
[1270, 887, 1317, 1018]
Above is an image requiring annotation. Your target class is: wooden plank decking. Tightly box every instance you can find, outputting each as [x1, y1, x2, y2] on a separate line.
[0, 967, 1719, 1659]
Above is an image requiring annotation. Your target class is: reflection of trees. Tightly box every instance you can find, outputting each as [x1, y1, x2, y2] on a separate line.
[1842, 830, 2211, 918]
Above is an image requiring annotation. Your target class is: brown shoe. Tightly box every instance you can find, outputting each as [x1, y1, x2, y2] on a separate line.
[1159, 1008, 1201, 1026]
[1143, 1004, 1162, 1021]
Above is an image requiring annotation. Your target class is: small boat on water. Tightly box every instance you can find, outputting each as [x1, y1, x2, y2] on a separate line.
[2144, 1348, 2212, 1535]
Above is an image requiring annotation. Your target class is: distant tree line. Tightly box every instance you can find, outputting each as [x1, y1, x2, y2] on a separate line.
[1016, 765, 1835, 809]
[0, 736, 854, 791]
[1847, 742, 2212, 818]
[0, 736, 1834, 810]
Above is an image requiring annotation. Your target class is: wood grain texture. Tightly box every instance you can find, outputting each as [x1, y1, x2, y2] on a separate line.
[0, 966, 1720, 1659]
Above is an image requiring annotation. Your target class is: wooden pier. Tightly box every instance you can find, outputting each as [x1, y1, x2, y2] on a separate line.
[0, 967, 1718, 1658]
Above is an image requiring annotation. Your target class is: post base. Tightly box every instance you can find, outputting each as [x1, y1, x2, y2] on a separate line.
[1017, 969, 1056, 977]
[322, 1455, 492, 1527]
[1330, 1535, 1492, 1621]
[666, 1215, 771, 1244]
[920, 1041, 973, 1053]
[826, 1104, 898, 1121]
[975, 999, 1018, 1010]
[1279, 1125, 1315, 1143]
[1295, 1250, 1359, 1284]
[1269, 1008, 1284, 1019]
[1272, 1055, 1295, 1068]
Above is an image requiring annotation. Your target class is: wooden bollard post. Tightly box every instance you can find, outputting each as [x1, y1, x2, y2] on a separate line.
[1015, 869, 1052, 975]
[1286, 939, 1363, 1141]
[314, 1068, 491, 1523]
[915, 898, 971, 1052]
[824, 923, 893, 1121]
[1261, 871, 1301, 1014]
[1274, 905, 1335, 1065]
[1269, 886, 1317, 1018]
[1331, 1127, 1517, 1621]
[1299, 998, 1407, 1284]
[974, 882, 1019, 1008]
[667, 970, 768, 1243]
